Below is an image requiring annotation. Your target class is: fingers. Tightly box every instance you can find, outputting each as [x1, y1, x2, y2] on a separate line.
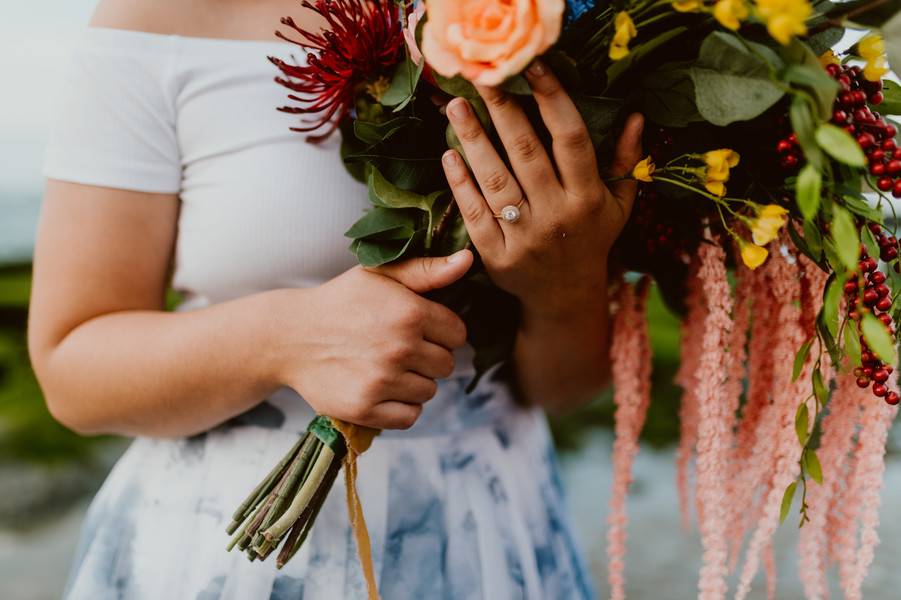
[523, 61, 601, 198]
[446, 98, 524, 214]
[409, 341, 456, 379]
[607, 113, 645, 208]
[422, 301, 467, 350]
[371, 250, 473, 293]
[441, 149, 505, 252]
[365, 401, 423, 430]
[386, 372, 440, 404]
[474, 85, 557, 202]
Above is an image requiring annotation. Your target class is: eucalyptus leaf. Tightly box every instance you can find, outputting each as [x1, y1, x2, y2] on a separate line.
[607, 27, 689, 88]
[353, 116, 419, 146]
[830, 205, 859, 271]
[433, 73, 480, 99]
[690, 32, 786, 126]
[796, 164, 822, 220]
[806, 27, 845, 55]
[367, 164, 442, 213]
[639, 64, 704, 128]
[861, 312, 898, 363]
[815, 123, 867, 167]
[780, 481, 798, 524]
[499, 74, 532, 95]
[573, 95, 625, 147]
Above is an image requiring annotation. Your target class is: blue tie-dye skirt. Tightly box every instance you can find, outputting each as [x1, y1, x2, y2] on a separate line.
[63, 370, 595, 599]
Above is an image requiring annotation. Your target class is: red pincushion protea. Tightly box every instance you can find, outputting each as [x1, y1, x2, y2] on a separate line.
[270, 0, 405, 142]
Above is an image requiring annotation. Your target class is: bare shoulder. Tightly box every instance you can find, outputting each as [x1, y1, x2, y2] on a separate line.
[89, 0, 305, 41]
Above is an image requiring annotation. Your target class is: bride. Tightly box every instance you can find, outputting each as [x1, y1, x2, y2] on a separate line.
[29, 0, 643, 597]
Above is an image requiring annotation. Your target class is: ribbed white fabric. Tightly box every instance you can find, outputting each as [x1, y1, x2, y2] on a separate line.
[44, 27, 370, 307]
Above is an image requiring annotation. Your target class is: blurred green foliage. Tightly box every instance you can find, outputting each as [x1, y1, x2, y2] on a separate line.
[0, 264, 111, 464]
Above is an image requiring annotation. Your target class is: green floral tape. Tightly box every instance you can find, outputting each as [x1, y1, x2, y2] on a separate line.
[307, 415, 348, 456]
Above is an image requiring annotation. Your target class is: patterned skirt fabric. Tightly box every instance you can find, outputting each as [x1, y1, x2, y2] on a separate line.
[63, 373, 595, 600]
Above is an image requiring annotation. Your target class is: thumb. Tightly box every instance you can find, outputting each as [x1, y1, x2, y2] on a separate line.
[607, 113, 645, 205]
[370, 249, 473, 293]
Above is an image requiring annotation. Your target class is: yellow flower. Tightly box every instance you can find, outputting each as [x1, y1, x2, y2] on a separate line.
[672, 0, 704, 12]
[632, 156, 655, 182]
[609, 12, 637, 61]
[755, 0, 812, 45]
[750, 204, 789, 246]
[739, 240, 769, 269]
[864, 58, 889, 82]
[713, 0, 749, 30]
[702, 149, 740, 196]
[858, 34, 885, 60]
[858, 35, 889, 82]
[818, 49, 840, 67]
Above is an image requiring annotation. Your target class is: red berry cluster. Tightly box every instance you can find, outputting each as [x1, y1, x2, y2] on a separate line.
[845, 225, 900, 405]
[826, 63, 901, 197]
[776, 63, 900, 185]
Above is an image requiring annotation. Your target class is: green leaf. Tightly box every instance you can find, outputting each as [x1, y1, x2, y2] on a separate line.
[881, 80, 901, 116]
[790, 96, 826, 170]
[779, 39, 839, 120]
[380, 52, 425, 111]
[499, 74, 532, 95]
[780, 481, 798, 524]
[831, 205, 860, 271]
[690, 32, 786, 126]
[822, 275, 842, 338]
[433, 73, 480, 99]
[844, 319, 862, 367]
[803, 449, 824, 484]
[367, 165, 441, 213]
[861, 311, 898, 363]
[813, 368, 829, 407]
[350, 229, 425, 267]
[815, 123, 867, 167]
[883, 11, 901, 75]
[803, 219, 824, 260]
[796, 163, 822, 220]
[793, 338, 814, 381]
[639, 64, 704, 128]
[806, 27, 845, 55]
[344, 206, 418, 239]
[796, 403, 810, 446]
[862, 224, 881, 260]
[826, 0, 901, 27]
[607, 27, 689, 88]
[572, 95, 625, 148]
[353, 116, 419, 146]
[843, 193, 884, 221]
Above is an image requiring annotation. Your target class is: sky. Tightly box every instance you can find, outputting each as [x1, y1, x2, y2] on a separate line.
[0, 1, 97, 193]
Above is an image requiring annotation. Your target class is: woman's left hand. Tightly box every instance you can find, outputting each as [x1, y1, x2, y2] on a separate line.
[441, 60, 644, 318]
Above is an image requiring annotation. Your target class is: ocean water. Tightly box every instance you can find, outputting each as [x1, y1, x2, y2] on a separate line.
[0, 191, 40, 265]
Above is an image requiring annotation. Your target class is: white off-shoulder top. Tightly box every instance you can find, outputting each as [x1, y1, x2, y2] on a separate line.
[44, 27, 370, 309]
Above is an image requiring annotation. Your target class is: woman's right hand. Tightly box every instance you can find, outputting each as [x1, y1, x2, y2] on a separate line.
[267, 250, 473, 430]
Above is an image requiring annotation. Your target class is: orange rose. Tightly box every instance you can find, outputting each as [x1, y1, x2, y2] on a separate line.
[422, 0, 565, 86]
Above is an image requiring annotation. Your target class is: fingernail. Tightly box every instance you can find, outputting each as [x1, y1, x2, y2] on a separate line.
[447, 98, 469, 120]
[442, 150, 459, 167]
[526, 61, 546, 78]
[447, 249, 468, 264]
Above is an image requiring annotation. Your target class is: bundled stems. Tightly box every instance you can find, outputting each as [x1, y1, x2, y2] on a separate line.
[226, 416, 347, 567]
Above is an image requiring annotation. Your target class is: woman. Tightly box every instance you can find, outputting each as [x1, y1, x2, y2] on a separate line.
[30, 0, 643, 597]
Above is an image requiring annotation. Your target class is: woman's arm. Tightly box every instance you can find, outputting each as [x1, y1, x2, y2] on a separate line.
[441, 62, 643, 412]
[29, 181, 470, 437]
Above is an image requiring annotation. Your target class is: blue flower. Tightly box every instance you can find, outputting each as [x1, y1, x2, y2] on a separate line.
[566, 0, 597, 24]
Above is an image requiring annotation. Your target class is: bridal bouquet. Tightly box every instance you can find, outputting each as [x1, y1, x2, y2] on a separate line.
[227, 0, 901, 597]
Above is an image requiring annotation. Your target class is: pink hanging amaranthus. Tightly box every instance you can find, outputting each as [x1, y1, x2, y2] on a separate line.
[606, 235, 897, 599]
[607, 278, 653, 600]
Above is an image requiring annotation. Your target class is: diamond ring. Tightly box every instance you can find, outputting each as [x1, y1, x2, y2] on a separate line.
[493, 198, 526, 224]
